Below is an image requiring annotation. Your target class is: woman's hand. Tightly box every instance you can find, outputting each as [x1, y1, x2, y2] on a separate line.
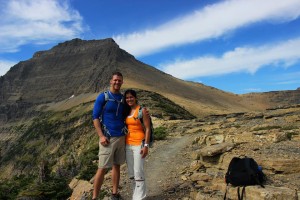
[140, 147, 149, 158]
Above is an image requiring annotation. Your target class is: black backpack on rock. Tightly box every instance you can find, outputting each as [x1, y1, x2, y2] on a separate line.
[224, 157, 266, 200]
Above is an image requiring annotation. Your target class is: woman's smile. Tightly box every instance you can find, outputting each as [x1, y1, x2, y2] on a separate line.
[125, 94, 136, 106]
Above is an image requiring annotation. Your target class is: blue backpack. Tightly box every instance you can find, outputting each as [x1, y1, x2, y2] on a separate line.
[137, 106, 154, 147]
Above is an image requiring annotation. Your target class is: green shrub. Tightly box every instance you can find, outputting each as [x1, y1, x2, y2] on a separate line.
[18, 176, 72, 200]
[287, 132, 292, 140]
[154, 126, 168, 140]
[252, 125, 281, 131]
[0, 175, 35, 200]
[280, 125, 298, 130]
[77, 142, 99, 181]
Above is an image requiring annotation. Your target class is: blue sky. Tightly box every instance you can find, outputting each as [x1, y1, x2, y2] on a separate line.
[1, 0, 300, 94]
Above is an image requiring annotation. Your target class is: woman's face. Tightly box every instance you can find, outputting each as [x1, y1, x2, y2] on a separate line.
[125, 93, 137, 107]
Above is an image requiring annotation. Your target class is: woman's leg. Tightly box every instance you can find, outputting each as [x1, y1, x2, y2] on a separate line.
[132, 145, 146, 200]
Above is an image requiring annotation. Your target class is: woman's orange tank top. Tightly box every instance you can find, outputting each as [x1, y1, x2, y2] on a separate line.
[125, 105, 145, 145]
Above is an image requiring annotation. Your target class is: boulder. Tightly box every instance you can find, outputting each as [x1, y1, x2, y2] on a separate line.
[208, 179, 297, 200]
[259, 158, 300, 174]
[205, 134, 224, 146]
[199, 142, 235, 157]
[190, 172, 212, 182]
[225, 185, 297, 200]
[69, 178, 93, 200]
[269, 132, 289, 143]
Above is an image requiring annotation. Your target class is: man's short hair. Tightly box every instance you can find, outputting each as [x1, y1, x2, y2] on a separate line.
[112, 71, 123, 78]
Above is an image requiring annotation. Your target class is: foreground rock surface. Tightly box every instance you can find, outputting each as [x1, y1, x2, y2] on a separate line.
[71, 105, 300, 199]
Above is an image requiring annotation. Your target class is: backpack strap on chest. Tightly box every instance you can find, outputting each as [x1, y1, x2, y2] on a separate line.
[102, 90, 124, 118]
[104, 91, 123, 103]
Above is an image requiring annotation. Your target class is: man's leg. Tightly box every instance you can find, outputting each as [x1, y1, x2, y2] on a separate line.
[111, 136, 125, 198]
[126, 145, 135, 191]
[93, 168, 106, 199]
[112, 164, 120, 194]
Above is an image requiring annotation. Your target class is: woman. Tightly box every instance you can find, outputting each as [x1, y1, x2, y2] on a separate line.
[124, 89, 151, 200]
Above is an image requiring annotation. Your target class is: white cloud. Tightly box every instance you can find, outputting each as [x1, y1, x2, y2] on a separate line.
[162, 38, 300, 79]
[0, 60, 17, 76]
[114, 0, 300, 56]
[0, 0, 85, 53]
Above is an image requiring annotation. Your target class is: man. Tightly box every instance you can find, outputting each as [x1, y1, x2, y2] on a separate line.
[92, 71, 126, 200]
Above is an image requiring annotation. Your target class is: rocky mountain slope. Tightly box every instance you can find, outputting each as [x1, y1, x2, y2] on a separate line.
[2, 38, 300, 122]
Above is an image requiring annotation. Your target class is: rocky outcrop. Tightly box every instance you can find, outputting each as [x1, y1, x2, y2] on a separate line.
[69, 178, 93, 200]
[70, 105, 300, 200]
[161, 105, 300, 200]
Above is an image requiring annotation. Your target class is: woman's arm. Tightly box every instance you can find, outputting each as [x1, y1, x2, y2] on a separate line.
[142, 107, 151, 144]
[140, 107, 151, 158]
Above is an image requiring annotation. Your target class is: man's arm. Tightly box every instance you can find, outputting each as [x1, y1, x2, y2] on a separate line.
[93, 119, 109, 146]
[92, 94, 109, 146]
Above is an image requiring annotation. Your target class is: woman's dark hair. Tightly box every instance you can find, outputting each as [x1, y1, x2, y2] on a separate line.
[124, 89, 137, 99]
[123, 89, 137, 117]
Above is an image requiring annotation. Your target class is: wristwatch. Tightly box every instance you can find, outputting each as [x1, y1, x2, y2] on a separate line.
[144, 143, 149, 148]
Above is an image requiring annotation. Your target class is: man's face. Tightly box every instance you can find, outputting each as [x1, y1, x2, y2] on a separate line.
[110, 75, 123, 91]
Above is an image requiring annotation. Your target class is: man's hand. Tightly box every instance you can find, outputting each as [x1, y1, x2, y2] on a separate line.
[100, 136, 110, 146]
[93, 119, 109, 146]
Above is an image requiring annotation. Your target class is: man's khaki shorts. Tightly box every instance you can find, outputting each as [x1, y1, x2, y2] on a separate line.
[98, 136, 125, 168]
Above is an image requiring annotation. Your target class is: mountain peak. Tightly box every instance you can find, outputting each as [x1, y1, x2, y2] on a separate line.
[0, 38, 126, 106]
[56, 38, 117, 48]
[33, 38, 119, 59]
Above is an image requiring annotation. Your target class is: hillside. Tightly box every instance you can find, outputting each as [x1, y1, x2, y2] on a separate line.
[0, 38, 287, 122]
[241, 88, 300, 109]
[0, 89, 195, 199]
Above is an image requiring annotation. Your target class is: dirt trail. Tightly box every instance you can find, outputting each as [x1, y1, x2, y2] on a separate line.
[120, 132, 194, 199]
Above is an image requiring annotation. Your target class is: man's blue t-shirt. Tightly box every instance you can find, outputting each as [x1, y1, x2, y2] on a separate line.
[92, 91, 125, 137]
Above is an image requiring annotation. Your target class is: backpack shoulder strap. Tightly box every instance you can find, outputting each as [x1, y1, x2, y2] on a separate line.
[101, 90, 114, 118]
[104, 91, 109, 102]
[102, 91, 110, 111]
[137, 106, 143, 120]
[237, 186, 246, 200]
